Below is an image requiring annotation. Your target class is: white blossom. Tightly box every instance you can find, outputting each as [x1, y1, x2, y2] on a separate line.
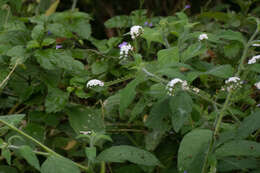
[119, 43, 133, 59]
[192, 88, 200, 93]
[255, 82, 260, 90]
[130, 25, 144, 39]
[223, 77, 243, 91]
[80, 131, 91, 135]
[248, 55, 260, 65]
[166, 78, 189, 96]
[86, 79, 104, 88]
[198, 33, 208, 41]
[252, 44, 260, 47]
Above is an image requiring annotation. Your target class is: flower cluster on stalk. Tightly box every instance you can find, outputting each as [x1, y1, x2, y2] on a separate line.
[118, 42, 133, 59]
[248, 55, 260, 64]
[221, 77, 243, 91]
[166, 78, 189, 96]
[130, 25, 144, 39]
[86, 79, 104, 88]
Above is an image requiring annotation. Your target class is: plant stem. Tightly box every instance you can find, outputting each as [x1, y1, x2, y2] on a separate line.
[0, 119, 89, 171]
[0, 63, 18, 90]
[71, 0, 78, 11]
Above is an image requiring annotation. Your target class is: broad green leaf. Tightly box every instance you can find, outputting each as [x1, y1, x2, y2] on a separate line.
[145, 130, 164, 151]
[129, 98, 146, 123]
[85, 147, 96, 162]
[104, 15, 131, 28]
[157, 47, 179, 66]
[236, 111, 260, 139]
[24, 123, 45, 143]
[218, 157, 260, 172]
[114, 165, 143, 173]
[27, 40, 40, 49]
[249, 64, 260, 73]
[119, 75, 145, 117]
[41, 156, 80, 173]
[66, 105, 105, 134]
[6, 45, 29, 65]
[204, 64, 233, 78]
[0, 166, 18, 173]
[45, 86, 69, 113]
[223, 42, 241, 58]
[34, 49, 84, 73]
[70, 20, 91, 40]
[182, 43, 207, 62]
[41, 38, 56, 46]
[96, 145, 161, 166]
[148, 83, 167, 99]
[46, 23, 73, 38]
[2, 148, 11, 165]
[45, 0, 60, 16]
[141, 27, 164, 45]
[91, 61, 109, 75]
[0, 114, 25, 126]
[31, 24, 44, 40]
[217, 30, 246, 45]
[18, 145, 40, 170]
[169, 91, 193, 132]
[145, 98, 171, 132]
[178, 129, 212, 173]
[215, 140, 260, 157]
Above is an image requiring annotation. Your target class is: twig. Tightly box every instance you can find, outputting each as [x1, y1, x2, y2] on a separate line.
[0, 63, 18, 90]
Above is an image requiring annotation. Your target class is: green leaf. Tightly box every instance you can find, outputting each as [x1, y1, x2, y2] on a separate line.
[34, 49, 84, 73]
[31, 25, 44, 40]
[6, 45, 29, 65]
[169, 91, 193, 132]
[178, 129, 212, 173]
[236, 111, 260, 139]
[85, 147, 96, 162]
[91, 61, 109, 75]
[41, 38, 56, 47]
[96, 145, 161, 166]
[223, 42, 241, 58]
[119, 75, 145, 117]
[157, 47, 179, 66]
[249, 64, 260, 73]
[41, 156, 80, 173]
[215, 140, 260, 157]
[218, 157, 260, 172]
[0, 114, 25, 126]
[2, 148, 11, 165]
[217, 30, 246, 45]
[70, 20, 91, 39]
[46, 23, 73, 38]
[145, 130, 164, 151]
[27, 40, 40, 49]
[204, 64, 233, 78]
[18, 145, 40, 170]
[141, 27, 164, 45]
[182, 43, 207, 62]
[104, 15, 131, 28]
[66, 105, 105, 134]
[129, 98, 146, 123]
[0, 166, 18, 173]
[45, 86, 69, 113]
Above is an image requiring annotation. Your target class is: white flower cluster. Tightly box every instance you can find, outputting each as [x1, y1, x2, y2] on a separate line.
[130, 25, 144, 39]
[80, 131, 91, 135]
[252, 44, 260, 47]
[222, 77, 243, 91]
[248, 55, 260, 65]
[119, 43, 133, 59]
[198, 33, 208, 41]
[255, 82, 260, 90]
[86, 79, 104, 88]
[166, 78, 189, 96]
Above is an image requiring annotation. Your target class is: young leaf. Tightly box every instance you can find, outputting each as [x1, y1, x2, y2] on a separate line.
[178, 129, 212, 172]
[85, 147, 96, 162]
[96, 145, 161, 166]
[182, 43, 207, 62]
[0, 114, 25, 126]
[41, 156, 80, 173]
[169, 91, 193, 133]
[204, 64, 234, 78]
[31, 25, 44, 40]
[18, 145, 40, 170]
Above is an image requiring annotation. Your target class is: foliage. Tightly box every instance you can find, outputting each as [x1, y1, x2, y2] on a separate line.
[0, 0, 260, 173]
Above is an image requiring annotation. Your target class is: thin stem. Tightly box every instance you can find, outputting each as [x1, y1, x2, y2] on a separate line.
[71, 0, 78, 11]
[0, 63, 18, 90]
[0, 119, 88, 171]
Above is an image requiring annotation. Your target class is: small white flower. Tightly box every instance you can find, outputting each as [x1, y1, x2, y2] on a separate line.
[192, 88, 200, 93]
[255, 82, 260, 90]
[198, 33, 208, 41]
[166, 78, 189, 96]
[248, 55, 260, 65]
[252, 44, 260, 47]
[119, 43, 133, 59]
[223, 76, 243, 91]
[80, 131, 91, 135]
[130, 25, 144, 39]
[86, 79, 104, 88]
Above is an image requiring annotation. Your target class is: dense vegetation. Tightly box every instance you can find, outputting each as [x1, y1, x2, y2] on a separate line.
[0, 0, 260, 172]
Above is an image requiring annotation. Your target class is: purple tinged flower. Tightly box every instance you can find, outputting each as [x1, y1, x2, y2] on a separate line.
[56, 45, 62, 49]
[47, 31, 52, 35]
[184, 171, 187, 173]
[144, 21, 149, 26]
[149, 22, 153, 27]
[257, 104, 260, 107]
[118, 41, 128, 48]
[185, 4, 191, 9]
